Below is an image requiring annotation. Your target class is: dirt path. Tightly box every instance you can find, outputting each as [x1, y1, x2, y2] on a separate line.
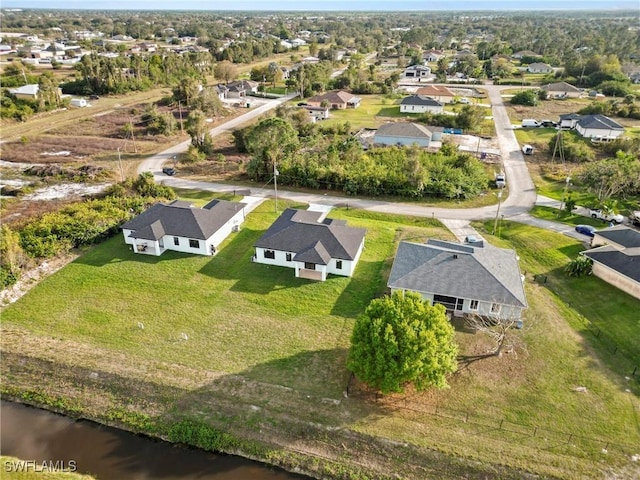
[0, 89, 170, 142]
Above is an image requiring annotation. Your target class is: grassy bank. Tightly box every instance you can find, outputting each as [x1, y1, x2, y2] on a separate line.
[1, 202, 639, 479]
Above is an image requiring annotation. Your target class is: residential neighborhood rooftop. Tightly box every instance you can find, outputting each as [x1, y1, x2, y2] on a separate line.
[121, 199, 246, 241]
[388, 240, 527, 308]
[254, 208, 366, 263]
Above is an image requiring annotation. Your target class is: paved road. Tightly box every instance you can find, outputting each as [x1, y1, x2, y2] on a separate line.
[138, 84, 585, 239]
[138, 93, 298, 175]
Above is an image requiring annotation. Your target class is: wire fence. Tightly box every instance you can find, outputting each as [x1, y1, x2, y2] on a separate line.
[349, 386, 639, 460]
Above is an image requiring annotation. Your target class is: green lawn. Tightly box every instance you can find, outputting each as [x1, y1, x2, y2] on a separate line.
[2, 201, 639, 478]
[529, 205, 603, 226]
[321, 94, 407, 128]
[1, 200, 445, 397]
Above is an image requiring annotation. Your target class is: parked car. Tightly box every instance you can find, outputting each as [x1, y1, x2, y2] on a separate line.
[459, 97, 471, 104]
[162, 167, 176, 176]
[575, 224, 596, 237]
[521, 119, 540, 128]
[522, 144, 534, 155]
[589, 209, 624, 224]
[89, 94, 100, 100]
[629, 211, 640, 227]
[540, 119, 558, 128]
[495, 173, 506, 188]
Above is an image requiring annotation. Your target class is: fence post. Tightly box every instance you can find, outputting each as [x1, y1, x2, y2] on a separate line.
[533, 427, 537, 437]
[499, 419, 504, 430]
[633, 366, 637, 376]
[465, 412, 469, 423]
[568, 433, 573, 443]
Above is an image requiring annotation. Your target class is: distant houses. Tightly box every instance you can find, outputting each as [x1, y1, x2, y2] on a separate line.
[374, 122, 442, 148]
[541, 81, 583, 98]
[559, 113, 625, 140]
[399, 95, 444, 114]
[306, 90, 361, 110]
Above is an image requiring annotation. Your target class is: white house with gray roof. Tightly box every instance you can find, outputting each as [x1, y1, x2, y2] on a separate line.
[253, 209, 366, 281]
[388, 239, 527, 321]
[583, 226, 640, 300]
[400, 95, 444, 114]
[575, 114, 625, 140]
[374, 122, 442, 148]
[121, 199, 247, 256]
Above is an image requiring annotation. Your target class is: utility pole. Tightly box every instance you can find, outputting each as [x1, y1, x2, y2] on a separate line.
[178, 101, 184, 135]
[558, 176, 571, 217]
[128, 117, 137, 153]
[492, 191, 503, 235]
[117, 147, 124, 182]
[273, 161, 279, 213]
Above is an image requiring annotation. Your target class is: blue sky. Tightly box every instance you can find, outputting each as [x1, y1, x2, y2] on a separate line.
[4, 0, 639, 10]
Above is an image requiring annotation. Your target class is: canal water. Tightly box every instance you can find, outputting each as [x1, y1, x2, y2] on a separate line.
[1, 401, 310, 480]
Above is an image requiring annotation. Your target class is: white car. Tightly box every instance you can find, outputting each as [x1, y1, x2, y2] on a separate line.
[589, 209, 624, 224]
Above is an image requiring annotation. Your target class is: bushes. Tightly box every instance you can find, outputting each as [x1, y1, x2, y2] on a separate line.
[565, 256, 593, 277]
[510, 90, 539, 106]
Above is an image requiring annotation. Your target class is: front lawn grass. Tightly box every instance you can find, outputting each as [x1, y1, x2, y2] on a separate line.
[2, 202, 639, 479]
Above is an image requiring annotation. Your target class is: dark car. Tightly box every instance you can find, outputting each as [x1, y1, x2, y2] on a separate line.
[540, 120, 558, 128]
[162, 167, 176, 176]
[575, 224, 596, 237]
[89, 94, 100, 100]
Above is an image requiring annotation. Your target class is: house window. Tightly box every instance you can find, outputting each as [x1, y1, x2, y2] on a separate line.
[264, 250, 275, 259]
[189, 239, 200, 249]
[470, 300, 479, 310]
[174, 237, 180, 246]
[491, 303, 501, 314]
[304, 262, 315, 270]
[336, 260, 343, 270]
[286, 253, 292, 261]
[456, 298, 463, 311]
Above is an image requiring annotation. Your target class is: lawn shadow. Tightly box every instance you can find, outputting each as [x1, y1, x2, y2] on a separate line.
[330, 259, 386, 318]
[73, 236, 195, 268]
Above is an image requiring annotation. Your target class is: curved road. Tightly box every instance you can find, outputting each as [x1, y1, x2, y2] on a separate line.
[139, 85, 574, 236]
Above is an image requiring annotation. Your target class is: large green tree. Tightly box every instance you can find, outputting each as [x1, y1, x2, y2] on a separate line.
[245, 117, 299, 181]
[347, 291, 458, 394]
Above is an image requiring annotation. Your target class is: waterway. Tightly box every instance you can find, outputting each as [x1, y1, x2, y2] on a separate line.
[1, 401, 310, 480]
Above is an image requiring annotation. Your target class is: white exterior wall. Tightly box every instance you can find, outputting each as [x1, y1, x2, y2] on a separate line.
[576, 125, 624, 139]
[400, 104, 443, 114]
[389, 288, 524, 320]
[205, 209, 245, 252]
[592, 263, 640, 301]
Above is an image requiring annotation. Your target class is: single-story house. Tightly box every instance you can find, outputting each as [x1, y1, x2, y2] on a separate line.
[306, 90, 360, 110]
[541, 81, 582, 98]
[302, 105, 330, 121]
[403, 65, 431, 78]
[253, 208, 366, 282]
[575, 114, 625, 140]
[400, 95, 444, 114]
[559, 112, 582, 129]
[225, 79, 259, 98]
[388, 239, 528, 321]
[374, 122, 442, 148]
[8, 84, 39, 100]
[582, 226, 640, 300]
[121, 199, 247, 256]
[423, 49, 444, 62]
[511, 50, 540, 59]
[416, 85, 455, 104]
[527, 62, 553, 73]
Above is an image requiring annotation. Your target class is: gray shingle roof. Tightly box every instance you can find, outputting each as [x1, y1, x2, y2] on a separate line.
[388, 240, 527, 308]
[307, 90, 354, 104]
[594, 226, 640, 248]
[255, 208, 366, 262]
[400, 95, 443, 107]
[576, 114, 624, 131]
[583, 246, 640, 282]
[542, 81, 581, 93]
[122, 200, 245, 241]
[375, 122, 433, 139]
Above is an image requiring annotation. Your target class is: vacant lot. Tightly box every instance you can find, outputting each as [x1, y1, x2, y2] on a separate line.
[1, 199, 638, 479]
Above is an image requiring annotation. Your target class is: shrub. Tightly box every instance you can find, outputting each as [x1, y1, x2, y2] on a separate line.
[565, 256, 593, 277]
[510, 90, 539, 106]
